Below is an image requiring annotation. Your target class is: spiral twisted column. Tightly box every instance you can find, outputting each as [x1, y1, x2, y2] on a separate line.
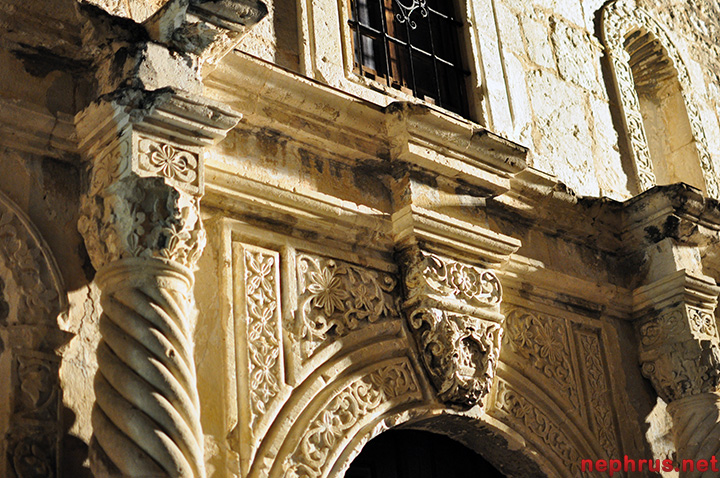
[76, 88, 242, 476]
[90, 258, 204, 477]
[667, 393, 720, 478]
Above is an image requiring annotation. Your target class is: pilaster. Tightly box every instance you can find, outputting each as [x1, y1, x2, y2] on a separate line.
[626, 186, 720, 477]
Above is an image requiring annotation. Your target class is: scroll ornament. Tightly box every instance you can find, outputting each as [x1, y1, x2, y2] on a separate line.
[400, 247, 504, 407]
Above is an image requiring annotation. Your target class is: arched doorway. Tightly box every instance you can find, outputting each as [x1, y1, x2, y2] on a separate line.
[345, 429, 506, 478]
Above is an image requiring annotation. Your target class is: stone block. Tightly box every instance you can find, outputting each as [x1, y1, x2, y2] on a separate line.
[590, 96, 632, 199]
[528, 70, 600, 196]
[550, 17, 605, 98]
[496, 2, 525, 55]
[521, 13, 556, 70]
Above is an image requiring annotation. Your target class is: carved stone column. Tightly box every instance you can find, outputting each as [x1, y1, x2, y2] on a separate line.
[633, 255, 720, 476]
[77, 89, 241, 477]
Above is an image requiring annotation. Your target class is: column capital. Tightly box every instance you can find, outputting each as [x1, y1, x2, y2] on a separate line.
[76, 89, 241, 271]
[634, 271, 720, 402]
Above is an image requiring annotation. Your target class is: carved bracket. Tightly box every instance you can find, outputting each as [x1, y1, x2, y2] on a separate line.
[399, 247, 505, 407]
[634, 271, 720, 402]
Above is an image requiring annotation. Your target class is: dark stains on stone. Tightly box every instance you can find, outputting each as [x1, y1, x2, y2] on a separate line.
[78, 243, 96, 283]
[299, 148, 323, 174]
[12, 45, 91, 78]
[662, 215, 680, 239]
[555, 293, 605, 319]
[0, 277, 9, 327]
[643, 216, 681, 244]
[644, 225, 663, 244]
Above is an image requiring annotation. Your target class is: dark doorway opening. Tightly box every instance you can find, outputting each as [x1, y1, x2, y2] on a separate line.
[345, 429, 507, 478]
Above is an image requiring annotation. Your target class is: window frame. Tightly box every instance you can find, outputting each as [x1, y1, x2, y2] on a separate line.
[345, 0, 471, 117]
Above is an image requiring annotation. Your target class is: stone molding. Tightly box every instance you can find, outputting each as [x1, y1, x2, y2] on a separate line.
[282, 359, 420, 478]
[206, 54, 528, 195]
[601, 0, 719, 197]
[80, 0, 267, 77]
[0, 190, 68, 478]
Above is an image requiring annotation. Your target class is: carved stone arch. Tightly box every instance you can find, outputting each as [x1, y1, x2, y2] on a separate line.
[246, 332, 425, 478]
[0, 189, 68, 478]
[330, 406, 557, 478]
[601, 0, 719, 198]
[491, 368, 606, 478]
[247, 341, 572, 478]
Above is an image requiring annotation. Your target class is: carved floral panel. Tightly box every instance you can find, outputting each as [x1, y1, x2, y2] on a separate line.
[637, 306, 720, 401]
[503, 309, 580, 414]
[240, 245, 283, 432]
[296, 253, 401, 360]
[576, 330, 619, 459]
[137, 136, 201, 195]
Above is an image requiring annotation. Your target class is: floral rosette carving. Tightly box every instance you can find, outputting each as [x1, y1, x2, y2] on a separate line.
[504, 309, 579, 411]
[404, 250, 501, 308]
[296, 254, 401, 358]
[409, 308, 502, 406]
[137, 138, 200, 192]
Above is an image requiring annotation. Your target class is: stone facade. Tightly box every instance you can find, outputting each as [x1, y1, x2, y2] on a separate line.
[2, 0, 720, 477]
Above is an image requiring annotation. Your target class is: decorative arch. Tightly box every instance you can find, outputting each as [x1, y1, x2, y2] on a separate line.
[0, 189, 68, 478]
[245, 342, 597, 478]
[601, 0, 719, 198]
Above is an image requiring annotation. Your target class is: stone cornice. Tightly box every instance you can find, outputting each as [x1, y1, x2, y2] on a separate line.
[623, 183, 720, 245]
[0, 97, 79, 162]
[392, 205, 520, 268]
[205, 52, 528, 196]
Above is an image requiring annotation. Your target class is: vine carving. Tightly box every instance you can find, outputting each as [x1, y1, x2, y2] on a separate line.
[400, 248, 505, 407]
[578, 332, 618, 458]
[296, 254, 400, 359]
[244, 248, 281, 430]
[495, 380, 589, 477]
[283, 360, 419, 478]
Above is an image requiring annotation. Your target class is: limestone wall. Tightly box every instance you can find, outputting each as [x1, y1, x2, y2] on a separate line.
[1, 0, 720, 477]
[232, 0, 720, 201]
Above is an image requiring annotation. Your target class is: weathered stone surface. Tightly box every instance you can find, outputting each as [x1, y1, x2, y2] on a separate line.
[3, 0, 720, 476]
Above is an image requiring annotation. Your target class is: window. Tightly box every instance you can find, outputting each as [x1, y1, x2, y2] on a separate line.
[348, 0, 469, 117]
[624, 28, 705, 190]
[601, 0, 720, 197]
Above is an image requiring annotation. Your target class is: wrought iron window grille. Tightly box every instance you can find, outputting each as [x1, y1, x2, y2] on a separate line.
[348, 0, 470, 117]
